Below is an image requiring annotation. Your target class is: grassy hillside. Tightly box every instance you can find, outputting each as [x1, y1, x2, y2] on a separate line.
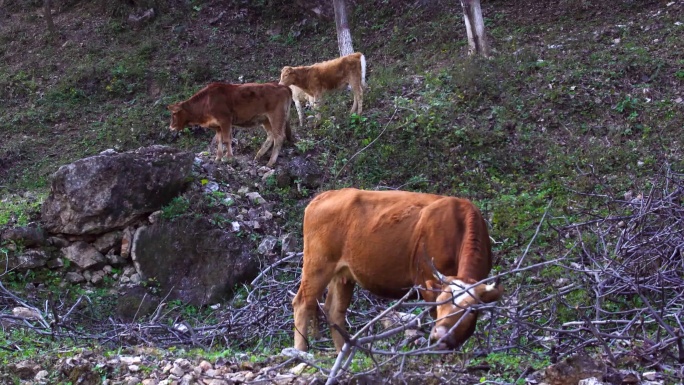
[2, 1, 682, 227]
[1, 0, 683, 382]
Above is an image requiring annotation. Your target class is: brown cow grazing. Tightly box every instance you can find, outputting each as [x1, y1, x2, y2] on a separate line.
[292, 188, 503, 352]
[279, 52, 366, 119]
[167, 82, 293, 167]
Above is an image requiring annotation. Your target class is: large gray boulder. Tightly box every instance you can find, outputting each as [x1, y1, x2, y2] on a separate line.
[41, 146, 193, 235]
[131, 217, 259, 306]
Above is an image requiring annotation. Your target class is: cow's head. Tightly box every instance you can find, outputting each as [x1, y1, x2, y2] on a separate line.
[426, 278, 503, 350]
[279, 66, 295, 86]
[167, 103, 188, 131]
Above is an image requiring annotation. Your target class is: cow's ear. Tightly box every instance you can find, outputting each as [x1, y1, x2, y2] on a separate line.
[425, 279, 442, 292]
[167, 104, 181, 112]
[475, 282, 504, 303]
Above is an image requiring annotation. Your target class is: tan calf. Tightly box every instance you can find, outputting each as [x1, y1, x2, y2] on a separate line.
[279, 52, 366, 120]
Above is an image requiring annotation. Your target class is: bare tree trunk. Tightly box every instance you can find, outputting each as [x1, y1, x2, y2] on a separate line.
[460, 0, 489, 56]
[44, 0, 56, 36]
[333, 0, 354, 57]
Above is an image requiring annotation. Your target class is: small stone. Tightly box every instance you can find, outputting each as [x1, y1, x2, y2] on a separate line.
[35, 370, 49, 381]
[175, 358, 192, 370]
[125, 376, 141, 385]
[93, 231, 123, 253]
[11, 361, 38, 380]
[14, 250, 49, 270]
[198, 360, 212, 372]
[47, 258, 64, 269]
[208, 380, 229, 385]
[142, 380, 158, 385]
[204, 181, 220, 193]
[13, 307, 41, 321]
[120, 356, 142, 365]
[290, 362, 309, 375]
[238, 186, 249, 195]
[62, 241, 107, 270]
[47, 236, 70, 248]
[280, 233, 298, 255]
[90, 270, 106, 285]
[246, 192, 265, 204]
[130, 273, 142, 285]
[107, 252, 128, 266]
[128, 364, 140, 372]
[66, 272, 86, 283]
[280, 348, 313, 361]
[258, 236, 278, 254]
[642, 372, 658, 381]
[170, 365, 185, 377]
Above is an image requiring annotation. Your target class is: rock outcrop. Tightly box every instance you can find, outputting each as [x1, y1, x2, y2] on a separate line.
[41, 146, 193, 235]
[131, 217, 259, 305]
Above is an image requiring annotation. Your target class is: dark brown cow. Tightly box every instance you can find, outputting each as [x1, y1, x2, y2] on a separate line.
[292, 188, 502, 352]
[167, 82, 293, 167]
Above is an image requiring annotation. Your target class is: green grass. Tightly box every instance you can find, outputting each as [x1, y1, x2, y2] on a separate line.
[1, 0, 683, 380]
[0, 193, 46, 227]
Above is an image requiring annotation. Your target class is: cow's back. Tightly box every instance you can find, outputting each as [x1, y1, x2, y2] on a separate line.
[190, 82, 290, 122]
[303, 188, 489, 297]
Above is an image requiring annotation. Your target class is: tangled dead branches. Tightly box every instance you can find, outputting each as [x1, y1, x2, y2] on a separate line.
[2, 166, 683, 383]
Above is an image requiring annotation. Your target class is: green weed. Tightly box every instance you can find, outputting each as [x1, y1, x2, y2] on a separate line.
[161, 196, 190, 220]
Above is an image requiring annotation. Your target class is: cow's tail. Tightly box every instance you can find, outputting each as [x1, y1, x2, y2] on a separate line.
[360, 54, 367, 88]
[284, 96, 295, 143]
[285, 120, 294, 143]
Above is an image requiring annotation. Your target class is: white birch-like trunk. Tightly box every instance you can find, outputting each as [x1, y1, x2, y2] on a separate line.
[333, 0, 354, 56]
[460, 0, 489, 56]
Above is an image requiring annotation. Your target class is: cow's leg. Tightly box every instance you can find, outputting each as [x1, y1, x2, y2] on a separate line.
[220, 122, 233, 162]
[292, 264, 336, 352]
[325, 277, 355, 352]
[255, 122, 274, 162]
[312, 94, 323, 123]
[214, 129, 223, 162]
[266, 118, 285, 168]
[350, 79, 363, 115]
[293, 98, 305, 127]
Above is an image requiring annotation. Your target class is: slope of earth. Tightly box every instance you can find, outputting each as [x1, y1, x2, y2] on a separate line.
[1, 0, 683, 383]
